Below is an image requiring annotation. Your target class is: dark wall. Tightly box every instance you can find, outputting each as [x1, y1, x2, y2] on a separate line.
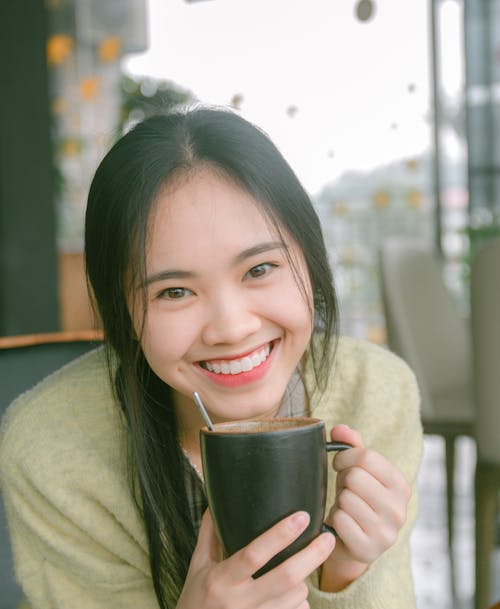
[0, 0, 59, 336]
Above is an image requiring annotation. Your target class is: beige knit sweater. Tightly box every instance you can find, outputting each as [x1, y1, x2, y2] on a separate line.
[0, 336, 422, 609]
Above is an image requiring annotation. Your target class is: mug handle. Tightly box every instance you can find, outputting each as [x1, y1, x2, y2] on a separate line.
[321, 441, 352, 537]
[326, 441, 352, 453]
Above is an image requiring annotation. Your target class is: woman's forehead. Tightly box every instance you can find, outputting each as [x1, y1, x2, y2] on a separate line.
[146, 168, 285, 254]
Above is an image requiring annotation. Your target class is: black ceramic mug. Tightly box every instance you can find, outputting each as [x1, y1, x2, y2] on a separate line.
[200, 417, 351, 576]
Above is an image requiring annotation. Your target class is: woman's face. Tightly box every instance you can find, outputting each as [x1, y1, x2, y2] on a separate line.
[133, 167, 313, 426]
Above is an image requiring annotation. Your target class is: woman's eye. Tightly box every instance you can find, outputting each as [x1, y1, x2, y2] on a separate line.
[158, 287, 192, 300]
[245, 263, 277, 279]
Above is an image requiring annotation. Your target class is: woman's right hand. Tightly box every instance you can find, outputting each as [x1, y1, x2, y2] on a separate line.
[176, 510, 336, 609]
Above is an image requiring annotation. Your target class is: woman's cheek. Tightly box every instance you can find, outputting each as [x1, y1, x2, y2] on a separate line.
[141, 307, 198, 367]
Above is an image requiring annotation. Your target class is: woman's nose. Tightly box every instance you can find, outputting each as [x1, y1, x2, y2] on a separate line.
[201, 293, 262, 346]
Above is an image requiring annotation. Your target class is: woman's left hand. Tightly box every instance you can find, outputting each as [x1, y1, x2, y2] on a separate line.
[320, 424, 412, 592]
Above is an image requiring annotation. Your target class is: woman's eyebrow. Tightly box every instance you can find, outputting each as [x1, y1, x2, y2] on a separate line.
[232, 241, 287, 264]
[142, 269, 195, 287]
[143, 241, 287, 287]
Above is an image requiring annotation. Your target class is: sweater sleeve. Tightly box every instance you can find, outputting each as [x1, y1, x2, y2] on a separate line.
[307, 337, 423, 609]
[0, 358, 160, 609]
[1, 459, 158, 609]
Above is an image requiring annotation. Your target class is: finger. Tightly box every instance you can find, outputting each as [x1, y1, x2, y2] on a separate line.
[330, 506, 374, 561]
[334, 467, 411, 532]
[333, 448, 410, 495]
[329, 424, 364, 449]
[189, 509, 221, 570]
[336, 464, 396, 516]
[261, 531, 335, 591]
[329, 487, 377, 532]
[330, 499, 399, 563]
[337, 463, 385, 501]
[229, 511, 311, 581]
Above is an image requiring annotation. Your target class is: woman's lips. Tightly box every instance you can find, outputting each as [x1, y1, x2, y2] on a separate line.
[200, 343, 272, 375]
[197, 341, 277, 387]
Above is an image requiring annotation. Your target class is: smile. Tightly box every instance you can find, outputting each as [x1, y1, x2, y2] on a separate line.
[200, 343, 272, 375]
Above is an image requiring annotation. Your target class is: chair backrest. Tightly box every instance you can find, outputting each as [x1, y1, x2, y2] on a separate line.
[471, 236, 500, 463]
[0, 330, 103, 609]
[378, 238, 472, 421]
[0, 330, 103, 409]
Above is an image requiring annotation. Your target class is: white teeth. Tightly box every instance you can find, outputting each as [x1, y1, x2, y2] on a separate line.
[230, 361, 242, 374]
[203, 343, 272, 375]
[241, 357, 253, 372]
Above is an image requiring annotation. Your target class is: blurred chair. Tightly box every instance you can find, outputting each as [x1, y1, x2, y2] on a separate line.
[378, 238, 475, 557]
[470, 236, 500, 609]
[0, 330, 103, 609]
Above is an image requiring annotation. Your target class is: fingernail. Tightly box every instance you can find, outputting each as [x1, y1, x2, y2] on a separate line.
[320, 532, 336, 552]
[290, 511, 310, 531]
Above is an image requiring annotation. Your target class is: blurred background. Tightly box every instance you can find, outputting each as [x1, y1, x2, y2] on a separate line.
[0, 1, 499, 608]
[2, 0, 498, 339]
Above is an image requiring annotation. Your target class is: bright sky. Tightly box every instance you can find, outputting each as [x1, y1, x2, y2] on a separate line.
[124, 0, 463, 194]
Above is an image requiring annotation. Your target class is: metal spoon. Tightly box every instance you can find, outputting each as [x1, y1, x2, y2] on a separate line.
[192, 391, 214, 431]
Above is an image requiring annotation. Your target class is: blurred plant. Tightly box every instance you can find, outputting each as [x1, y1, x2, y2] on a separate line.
[50, 72, 196, 248]
[118, 74, 196, 135]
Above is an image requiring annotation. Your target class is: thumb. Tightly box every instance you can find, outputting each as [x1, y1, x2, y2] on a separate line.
[190, 509, 222, 570]
[329, 424, 364, 449]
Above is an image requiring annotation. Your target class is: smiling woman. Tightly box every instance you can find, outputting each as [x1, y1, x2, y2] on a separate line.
[0, 107, 422, 609]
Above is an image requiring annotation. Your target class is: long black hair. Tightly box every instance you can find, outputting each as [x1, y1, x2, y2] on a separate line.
[84, 106, 338, 608]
